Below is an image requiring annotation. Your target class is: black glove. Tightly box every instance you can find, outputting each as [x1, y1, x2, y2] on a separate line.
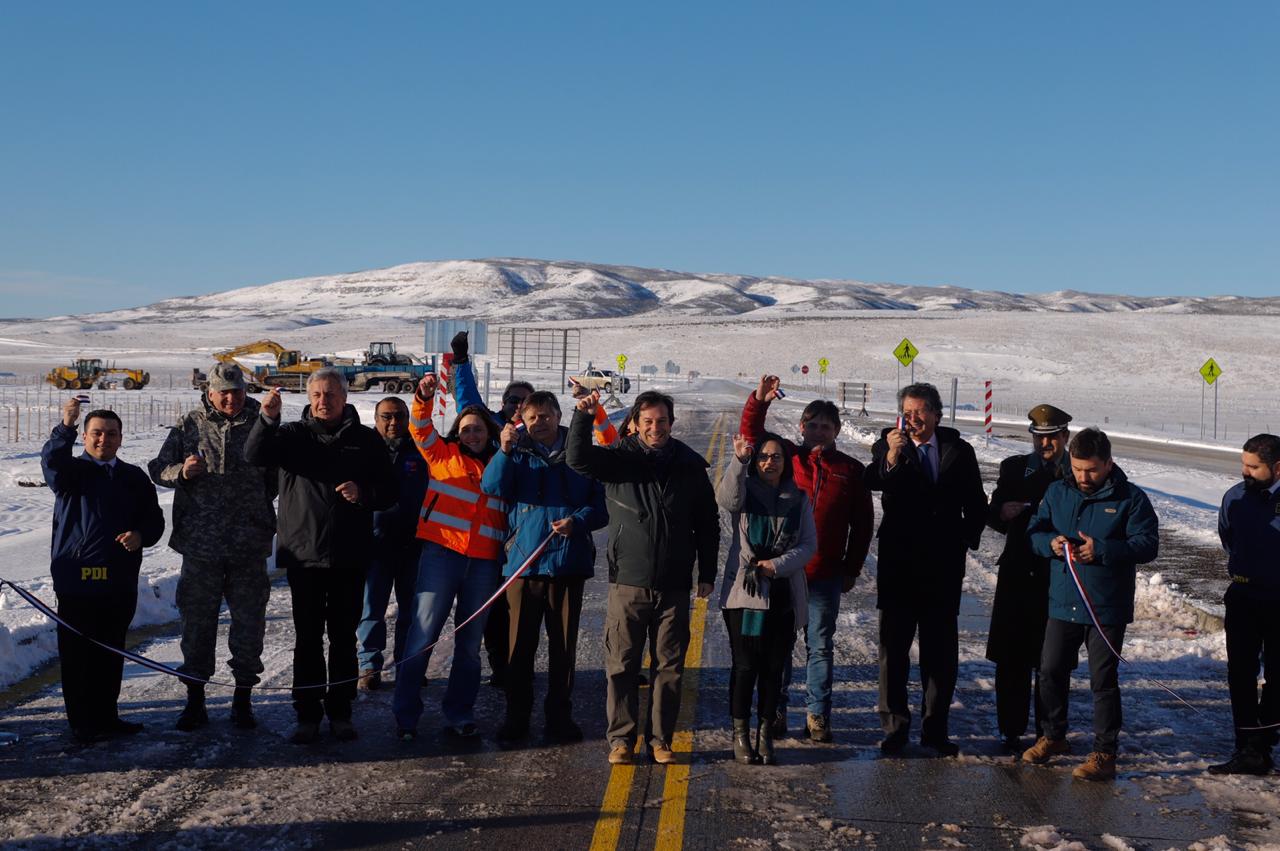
[743, 560, 760, 597]
[450, 331, 469, 364]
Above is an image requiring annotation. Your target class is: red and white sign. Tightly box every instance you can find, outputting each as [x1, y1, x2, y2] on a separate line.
[801, 365, 810, 375]
[984, 381, 993, 438]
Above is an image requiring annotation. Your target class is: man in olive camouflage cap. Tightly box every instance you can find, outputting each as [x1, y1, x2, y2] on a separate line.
[149, 363, 278, 732]
[984, 403, 1072, 752]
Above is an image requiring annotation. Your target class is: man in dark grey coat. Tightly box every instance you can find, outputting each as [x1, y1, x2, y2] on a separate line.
[244, 368, 396, 744]
[567, 389, 719, 766]
[150, 363, 277, 732]
[865, 383, 987, 757]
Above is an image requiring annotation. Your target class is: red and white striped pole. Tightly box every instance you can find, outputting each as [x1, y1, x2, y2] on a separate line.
[984, 381, 993, 444]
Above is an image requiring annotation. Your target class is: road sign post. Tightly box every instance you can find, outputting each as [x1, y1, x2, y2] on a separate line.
[1199, 358, 1222, 440]
[893, 338, 918, 392]
[984, 381, 993, 445]
[818, 357, 830, 395]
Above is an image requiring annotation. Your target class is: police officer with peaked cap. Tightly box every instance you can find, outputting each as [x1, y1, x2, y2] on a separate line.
[984, 404, 1072, 751]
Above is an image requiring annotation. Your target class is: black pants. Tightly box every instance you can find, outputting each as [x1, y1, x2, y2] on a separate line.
[1224, 589, 1280, 752]
[57, 591, 138, 734]
[994, 662, 1043, 740]
[504, 576, 585, 723]
[1040, 617, 1126, 754]
[878, 606, 959, 741]
[484, 574, 510, 680]
[287, 567, 364, 723]
[724, 587, 796, 723]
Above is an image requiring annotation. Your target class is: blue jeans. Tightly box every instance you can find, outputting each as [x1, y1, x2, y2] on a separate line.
[356, 543, 421, 672]
[782, 578, 842, 717]
[392, 541, 499, 730]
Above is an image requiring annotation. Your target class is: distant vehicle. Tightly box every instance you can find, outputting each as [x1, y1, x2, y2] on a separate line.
[365, 342, 415, 366]
[45, 358, 150, 390]
[571, 367, 631, 394]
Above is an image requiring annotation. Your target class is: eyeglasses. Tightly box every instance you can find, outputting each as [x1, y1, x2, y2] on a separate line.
[378, 412, 407, 421]
[756, 452, 785, 462]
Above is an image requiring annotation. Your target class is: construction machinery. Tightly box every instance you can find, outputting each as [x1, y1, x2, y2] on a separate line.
[209, 340, 349, 391]
[365, 342, 415, 366]
[45, 358, 151, 390]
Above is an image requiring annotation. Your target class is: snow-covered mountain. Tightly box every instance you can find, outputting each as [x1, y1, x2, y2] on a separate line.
[28, 258, 1280, 327]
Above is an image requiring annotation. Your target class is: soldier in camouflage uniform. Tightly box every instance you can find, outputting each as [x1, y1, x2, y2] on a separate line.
[149, 363, 278, 731]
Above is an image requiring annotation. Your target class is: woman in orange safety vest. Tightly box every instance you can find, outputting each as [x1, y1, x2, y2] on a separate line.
[392, 372, 505, 740]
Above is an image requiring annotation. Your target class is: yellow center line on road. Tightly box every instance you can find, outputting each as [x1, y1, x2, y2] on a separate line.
[589, 411, 729, 851]
[656, 412, 730, 850]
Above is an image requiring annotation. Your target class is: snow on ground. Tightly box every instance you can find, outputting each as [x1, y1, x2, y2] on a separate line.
[0, 317, 1276, 847]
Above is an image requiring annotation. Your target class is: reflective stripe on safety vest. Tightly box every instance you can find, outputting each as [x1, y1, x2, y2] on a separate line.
[409, 393, 507, 560]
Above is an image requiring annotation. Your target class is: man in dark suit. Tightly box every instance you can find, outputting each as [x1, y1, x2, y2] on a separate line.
[866, 383, 987, 757]
[985, 404, 1072, 753]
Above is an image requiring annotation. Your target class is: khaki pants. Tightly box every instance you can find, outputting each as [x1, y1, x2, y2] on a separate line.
[604, 584, 690, 749]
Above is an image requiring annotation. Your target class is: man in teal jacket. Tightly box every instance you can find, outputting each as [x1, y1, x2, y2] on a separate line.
[481, 390, 607, 747]
[1021, 427, 1158, 781]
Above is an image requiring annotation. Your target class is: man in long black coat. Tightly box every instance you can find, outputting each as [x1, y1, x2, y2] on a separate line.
[865, 383, 987, 757]
[985, 404, 1072, 752]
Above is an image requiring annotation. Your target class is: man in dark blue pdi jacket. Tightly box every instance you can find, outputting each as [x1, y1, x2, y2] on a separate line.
[1023, 427, 1158, 781]
[42, 396, 165, 744]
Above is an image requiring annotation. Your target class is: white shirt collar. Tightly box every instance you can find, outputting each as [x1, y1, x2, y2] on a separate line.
[912, 433, 939, 453]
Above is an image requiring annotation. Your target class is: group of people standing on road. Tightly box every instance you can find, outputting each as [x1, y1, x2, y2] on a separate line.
[37, 341, 1278, 781]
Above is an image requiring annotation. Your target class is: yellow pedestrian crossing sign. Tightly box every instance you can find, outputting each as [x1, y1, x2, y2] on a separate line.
[893, 338, 918, 367]
[1199, 357, 1222, 385]
[817, 357, 830, 375]
[616, 354, 628, 372]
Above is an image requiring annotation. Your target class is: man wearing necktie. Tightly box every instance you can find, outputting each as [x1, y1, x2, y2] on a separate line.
[866, 383, 988, 757]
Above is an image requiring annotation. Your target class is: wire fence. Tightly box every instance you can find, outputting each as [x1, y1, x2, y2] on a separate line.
[0, 386, 185, 442]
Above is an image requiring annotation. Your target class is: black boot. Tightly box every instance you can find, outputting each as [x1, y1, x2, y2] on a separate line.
[757, 720, 776, 766]
[732, 718, 760, 765]
[176, 684, 208, 732]
[230, 687, 256, 730]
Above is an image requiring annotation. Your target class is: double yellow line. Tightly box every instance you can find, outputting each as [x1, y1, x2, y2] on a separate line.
[590, 413, 730, 851]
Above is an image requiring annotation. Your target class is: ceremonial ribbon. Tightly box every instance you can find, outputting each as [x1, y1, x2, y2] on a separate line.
[0, 531, 557, 692]
[1063, 542, 1207, 718]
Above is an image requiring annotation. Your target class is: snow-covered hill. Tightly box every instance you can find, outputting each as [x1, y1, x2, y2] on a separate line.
[14, 258, 1280, 329]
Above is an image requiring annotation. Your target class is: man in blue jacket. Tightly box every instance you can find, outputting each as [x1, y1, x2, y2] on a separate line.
[42, 397, 165, 744]
[1208, 433, 1280, 776]
[1023, 427, 1158, 781]
[482, 390, 607, 747]
[356, 396, 430, 690]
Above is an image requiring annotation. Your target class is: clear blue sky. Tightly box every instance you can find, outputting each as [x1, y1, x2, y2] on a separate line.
[2, 2, 1276, 317]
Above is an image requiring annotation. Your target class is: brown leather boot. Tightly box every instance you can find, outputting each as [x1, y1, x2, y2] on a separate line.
[1022, 736, 1070, 764]
[1072, 751, 1117, 781]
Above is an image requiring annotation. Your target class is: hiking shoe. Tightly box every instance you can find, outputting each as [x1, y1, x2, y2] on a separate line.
[396, 727, 417, 742]
[652, 742, 676, 765]
[807, 713, 832, 743]
[1207, 749, 1273, 776]
[71, 726, 109, 745]
[1022, 736, 1070, 764]
[608, 744, 632, 765]
[330, 719, 358, 741]
[290, 722, 322, 744]
[230, 687, 256, 730]
[1073, 751, 1117, 781]
[357, 670, 381, 691]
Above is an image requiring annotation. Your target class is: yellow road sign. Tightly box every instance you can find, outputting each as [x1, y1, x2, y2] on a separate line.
[817, 357, 830, 374]
[616, 354, 628, 371]
[1199, 357, 1222, 386]
[893, 338, 918, 367]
